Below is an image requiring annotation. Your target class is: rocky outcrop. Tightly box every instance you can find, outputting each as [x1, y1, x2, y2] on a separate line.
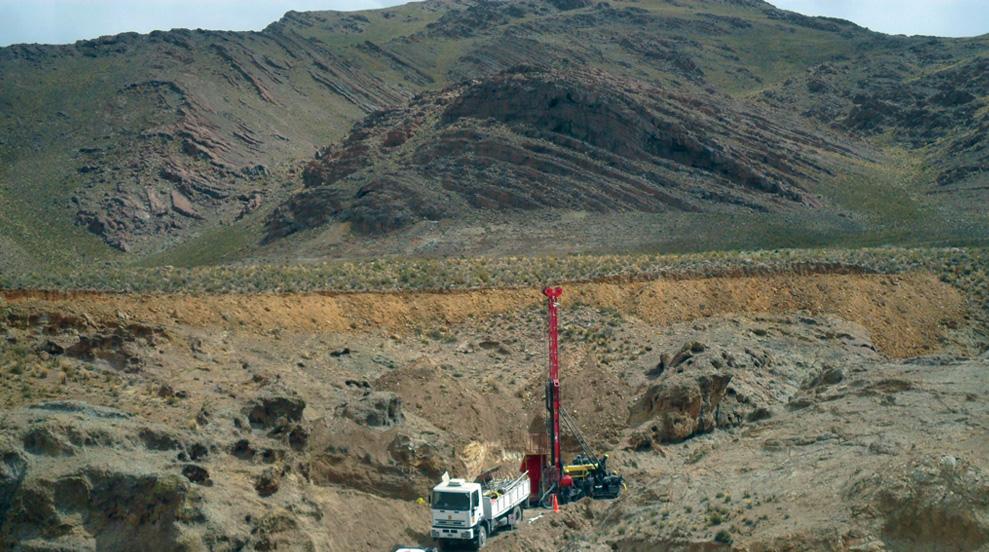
[170, 190, 201, 219]
[849, 456, 989, 550]
[2, 9, 421, 254]
[11, 311, 164, 372]
[627, 332, 862, 446]
[759, 45, 989, 198]
[629, 369, 733, 443]
[267, 67, 850, 239]
[309, 422, 456, 501]
[68, 78, 264, 251]
[0, 402, 212, 550]
[336, 391, 404, 427]
[244, 391, 306, 430]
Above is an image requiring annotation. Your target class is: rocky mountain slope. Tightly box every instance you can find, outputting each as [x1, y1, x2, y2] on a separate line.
[266, 66, 850, 238]
[0, 0, 987, 270]
[0, 11, 412, 255]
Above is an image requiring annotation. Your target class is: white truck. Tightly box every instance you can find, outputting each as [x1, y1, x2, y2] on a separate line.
[430, 472, 529, 550]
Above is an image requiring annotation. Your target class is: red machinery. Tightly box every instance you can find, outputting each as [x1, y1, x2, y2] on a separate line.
[522, 287, 623, 507]
[545, 287, 564, 486]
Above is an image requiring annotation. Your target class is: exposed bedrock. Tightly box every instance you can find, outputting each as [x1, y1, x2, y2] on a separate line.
[267, 68, 848, 240]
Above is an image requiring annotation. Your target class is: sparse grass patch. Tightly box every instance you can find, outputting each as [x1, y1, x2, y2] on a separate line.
[1, 247, 986, 298]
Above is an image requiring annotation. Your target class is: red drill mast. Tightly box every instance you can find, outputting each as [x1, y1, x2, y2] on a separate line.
[522, 285, 624, 507]
[543, 286, 563, 478]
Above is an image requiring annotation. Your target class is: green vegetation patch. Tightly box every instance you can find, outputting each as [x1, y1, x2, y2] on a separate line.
[1, 247, 986, 309]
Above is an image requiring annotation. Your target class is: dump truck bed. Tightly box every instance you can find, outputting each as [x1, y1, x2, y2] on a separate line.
[481, 473, 529, 521]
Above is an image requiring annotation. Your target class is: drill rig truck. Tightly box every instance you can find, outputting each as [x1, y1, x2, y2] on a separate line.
[521, 287, 624, 507]
[428, 286, 622, 550]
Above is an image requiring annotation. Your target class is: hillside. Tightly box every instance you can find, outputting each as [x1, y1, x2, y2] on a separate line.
[265, 66, 849, 240]
[0, 0, 987, 270]
[2, 250, 988, 550]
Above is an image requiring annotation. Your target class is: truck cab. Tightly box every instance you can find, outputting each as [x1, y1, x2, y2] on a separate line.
[430, 477, 485, 545]
[430, 472, 529, 550]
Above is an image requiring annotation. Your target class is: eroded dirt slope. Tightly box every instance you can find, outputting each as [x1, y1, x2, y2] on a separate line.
[3, 270, 963, 358]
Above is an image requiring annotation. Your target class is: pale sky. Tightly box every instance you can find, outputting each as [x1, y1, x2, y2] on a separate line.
[0, 1, 406, 47]
[0, 0, 986, 47]
[772, 0, 989, 38]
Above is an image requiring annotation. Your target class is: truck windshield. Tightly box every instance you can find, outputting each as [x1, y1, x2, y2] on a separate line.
[432, 491, 470, 510]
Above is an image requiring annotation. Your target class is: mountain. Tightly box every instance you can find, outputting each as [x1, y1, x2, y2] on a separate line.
[0, 0, 987, 271]
[265, 66, 849, 240]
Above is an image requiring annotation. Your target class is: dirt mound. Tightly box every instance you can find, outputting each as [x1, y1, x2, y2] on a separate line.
[377, 359, 526, 447]
[523, 350, 632, 451]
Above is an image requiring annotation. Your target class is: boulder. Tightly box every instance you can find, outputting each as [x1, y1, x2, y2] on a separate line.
[629, 370, 733, 443]
[65, 332, 144, 372]
[181, 463, 212, 486]
[336, 391, 403, 427]
[170, 190, 202, 219]
[807, 366, 844, 387]
[146, 187, 168, 215]
[245, 391, 306, 430]
[255, 466, 282, 497]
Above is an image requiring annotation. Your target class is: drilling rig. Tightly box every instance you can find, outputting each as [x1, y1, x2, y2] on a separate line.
[521, 287, 624, 507]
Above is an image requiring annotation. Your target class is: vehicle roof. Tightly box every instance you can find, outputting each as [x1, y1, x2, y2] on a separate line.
[432, 478, 480, 492]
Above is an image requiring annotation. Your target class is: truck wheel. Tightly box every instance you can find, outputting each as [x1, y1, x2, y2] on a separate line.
[509, 506, 522, 530]
[475, 524, 487, 550]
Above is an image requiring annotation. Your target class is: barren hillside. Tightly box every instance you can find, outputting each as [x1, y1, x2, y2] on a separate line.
[1, 0, 987, 272]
